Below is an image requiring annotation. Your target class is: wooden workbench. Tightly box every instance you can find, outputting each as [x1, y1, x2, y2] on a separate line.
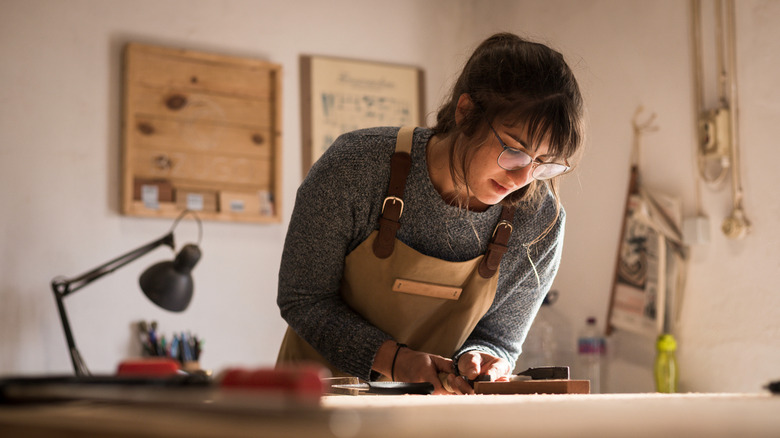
[1, 392, 779, 437]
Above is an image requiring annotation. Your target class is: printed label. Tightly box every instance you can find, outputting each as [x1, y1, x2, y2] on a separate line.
[229, 199, 245, 212]
[141, 185, 159, 210]
[186, 193, 204, 211]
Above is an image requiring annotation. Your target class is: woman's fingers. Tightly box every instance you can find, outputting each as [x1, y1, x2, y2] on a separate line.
[448, 373, 475, 395]
[457, 351, 483, 380]
[457, 351, 513, 381]
[394, 348, 451, 393]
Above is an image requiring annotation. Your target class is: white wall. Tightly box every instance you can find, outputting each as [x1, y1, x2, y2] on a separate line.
[1, 0, 778, 393]
[477, 0, 780, 393]
[0, 0, 467, 375]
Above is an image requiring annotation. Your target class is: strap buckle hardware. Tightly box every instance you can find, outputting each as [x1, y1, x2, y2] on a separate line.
[381, 196, 404, 218]
[492, 220, 513, 238]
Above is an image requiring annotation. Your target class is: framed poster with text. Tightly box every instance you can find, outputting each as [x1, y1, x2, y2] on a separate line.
[300, 55, 425, 176]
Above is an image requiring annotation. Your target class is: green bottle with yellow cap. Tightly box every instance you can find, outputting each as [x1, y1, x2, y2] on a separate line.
[654, 333, 678, 393]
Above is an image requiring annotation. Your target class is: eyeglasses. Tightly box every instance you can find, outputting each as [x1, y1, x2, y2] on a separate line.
[489, 123, 570, 180]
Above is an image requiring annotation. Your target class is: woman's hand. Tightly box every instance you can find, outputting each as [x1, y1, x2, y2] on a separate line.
[438, 351, 513, 395]
[456, 350, 513, 383]
[391, 347, 455, 394]
[372, 340, 453, 394]
[372, 342, 511, 395]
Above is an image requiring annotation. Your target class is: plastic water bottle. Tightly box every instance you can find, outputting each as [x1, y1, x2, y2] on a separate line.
[654, 333, 678, 393]
[515, 290, 575, 373]
[577, 317, 606, 393]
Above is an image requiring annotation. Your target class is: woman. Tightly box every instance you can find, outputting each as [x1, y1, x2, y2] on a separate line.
[277, 32, 584, 394]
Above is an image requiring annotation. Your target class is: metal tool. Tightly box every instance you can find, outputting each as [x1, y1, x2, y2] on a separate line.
[469, 366, 570, 387]
[516, 366, 570, 380]
[327, 378, 434, 395]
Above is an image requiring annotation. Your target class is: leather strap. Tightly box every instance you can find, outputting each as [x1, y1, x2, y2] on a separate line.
[478, 206, 516, 278]
[373, 127, 415, 258]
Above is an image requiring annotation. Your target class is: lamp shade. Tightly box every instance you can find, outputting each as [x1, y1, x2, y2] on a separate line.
[139, 244, 201, 312]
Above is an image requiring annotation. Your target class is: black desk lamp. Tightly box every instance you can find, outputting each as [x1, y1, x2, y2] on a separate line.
[51, 210, 203, 376]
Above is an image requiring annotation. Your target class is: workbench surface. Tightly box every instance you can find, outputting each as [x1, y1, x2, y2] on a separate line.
[1, 392, 778, 437]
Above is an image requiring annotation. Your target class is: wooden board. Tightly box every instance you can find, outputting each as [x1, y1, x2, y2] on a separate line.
[474, 379, 590, 395]
[122, 43, 282, 223]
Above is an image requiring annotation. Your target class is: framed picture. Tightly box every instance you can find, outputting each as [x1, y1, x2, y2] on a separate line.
[300, 55, 425, 176]
[608, 190, 667, 337]
[607, 182, 687, 338]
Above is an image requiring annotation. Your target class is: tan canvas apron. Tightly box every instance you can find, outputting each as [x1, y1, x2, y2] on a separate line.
[277, 127, 515, 378]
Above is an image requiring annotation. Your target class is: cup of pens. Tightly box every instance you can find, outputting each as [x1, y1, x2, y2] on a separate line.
[138, 320, 204, 373]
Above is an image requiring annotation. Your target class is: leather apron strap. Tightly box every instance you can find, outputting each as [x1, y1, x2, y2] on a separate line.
[479, 206, 516, 278]
[373, 126, 414, 258]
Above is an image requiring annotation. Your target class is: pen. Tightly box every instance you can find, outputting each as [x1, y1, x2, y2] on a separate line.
[170, 335, 180, 361]
[148, 322, 158, 356]
[193, 336, 201, 361]
[181, 332, 192, 362]
[137, 321, 154, 356]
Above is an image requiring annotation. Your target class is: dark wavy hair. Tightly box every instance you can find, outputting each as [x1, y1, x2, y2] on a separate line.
[432, 33, 584, 212]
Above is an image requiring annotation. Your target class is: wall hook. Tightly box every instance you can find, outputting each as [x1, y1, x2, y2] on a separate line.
[630, 106, 659, 167]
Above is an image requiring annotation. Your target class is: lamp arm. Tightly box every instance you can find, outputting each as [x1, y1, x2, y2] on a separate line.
[53, 294, 89, 376]
[52, 232, 175, 297]
[50, 231, 174, 376]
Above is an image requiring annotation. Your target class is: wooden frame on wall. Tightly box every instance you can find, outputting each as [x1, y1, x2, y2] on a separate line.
[122, 43, 283, 223]
[300, 55, 425, 176]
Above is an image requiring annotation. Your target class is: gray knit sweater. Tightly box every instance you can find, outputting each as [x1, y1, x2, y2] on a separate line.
[277, 127, 565, 380]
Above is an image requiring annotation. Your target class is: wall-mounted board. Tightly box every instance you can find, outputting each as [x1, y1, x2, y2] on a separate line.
[122, 43, 282, 223]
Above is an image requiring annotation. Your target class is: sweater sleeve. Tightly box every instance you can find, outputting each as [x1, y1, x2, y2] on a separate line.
[276, 131, 394, 380]
[454, 205, 566, 371]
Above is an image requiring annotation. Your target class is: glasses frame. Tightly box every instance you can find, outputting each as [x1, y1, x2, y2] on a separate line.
[488, 122, 571, 180]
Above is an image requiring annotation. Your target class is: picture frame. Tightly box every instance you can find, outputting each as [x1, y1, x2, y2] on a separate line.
[607, 180, 687, 338]
[300, 55, 425, 176]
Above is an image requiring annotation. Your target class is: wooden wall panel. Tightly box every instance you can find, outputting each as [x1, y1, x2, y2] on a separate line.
[122, 43, 282, 223]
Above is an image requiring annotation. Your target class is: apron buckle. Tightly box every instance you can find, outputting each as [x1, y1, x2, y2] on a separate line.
[492, 220, 513, 238]
[382, 196, 405, 218]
